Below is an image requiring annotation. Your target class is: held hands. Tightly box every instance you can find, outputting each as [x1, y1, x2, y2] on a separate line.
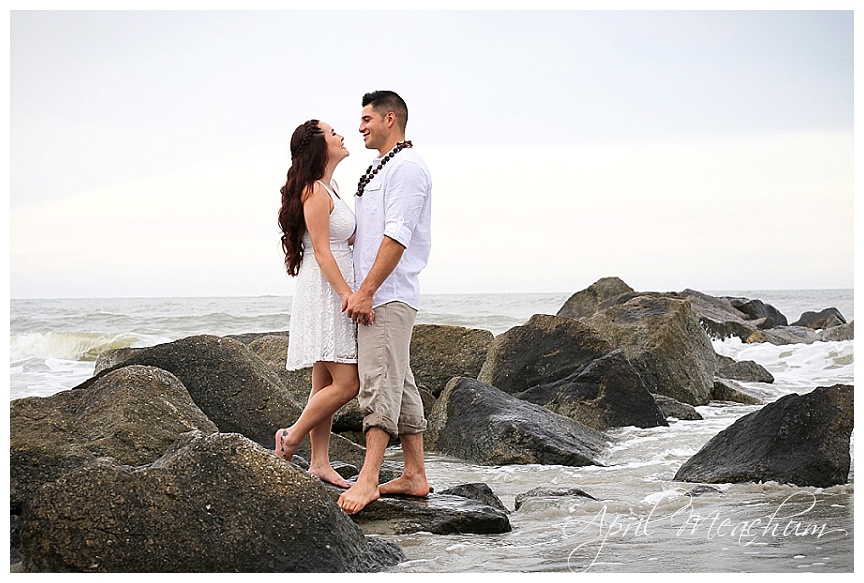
[343, 291, 375, 326]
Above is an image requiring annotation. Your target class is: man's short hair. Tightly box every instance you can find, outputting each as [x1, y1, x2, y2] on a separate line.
[362, 90, 408, 133]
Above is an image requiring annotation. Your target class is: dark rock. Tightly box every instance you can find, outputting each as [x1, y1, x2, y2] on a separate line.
[226, 330, 290, 345]
[556, 276, 635, 319]
[791, 308, 847, 330]
[711, 379, 764, 405]
[426, 377, 609, 467]
[519, 349, 668, 430]
[724, 297, 788, 326]
[514, 487, 597, 511]
[324, 485, 511, 535]
[585, 295, 715, 405]
[821, 321, 854, 342]
[677, 290, 764, 341]
[653, 394, 703, 421]
[477, 314, 613, 395]
[746, 326, 822, 345]
[410, 324, 493, 397]
[674, 384, 853, 487]
[76, 335, 366, 467]
[686, 485, 721, 497]
[10, 365, 217, 514]
[439, 483, 510, 514]
[19, 431, 402, 572]
[715, 354, 774, 383]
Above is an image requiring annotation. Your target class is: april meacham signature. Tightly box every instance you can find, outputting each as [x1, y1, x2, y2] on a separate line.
[562, 490, 849, 571]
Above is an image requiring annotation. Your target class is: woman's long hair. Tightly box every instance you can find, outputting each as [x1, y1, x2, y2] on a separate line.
[278, 120, 326, 275]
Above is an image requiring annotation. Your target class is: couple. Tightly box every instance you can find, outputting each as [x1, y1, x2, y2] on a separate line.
[274, 90, 432, 515]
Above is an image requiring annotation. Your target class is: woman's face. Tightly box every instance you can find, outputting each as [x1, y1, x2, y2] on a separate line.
[320, 122, 349, 165]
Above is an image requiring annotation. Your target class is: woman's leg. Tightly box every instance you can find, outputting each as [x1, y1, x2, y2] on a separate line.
[275, 361, 359, 485]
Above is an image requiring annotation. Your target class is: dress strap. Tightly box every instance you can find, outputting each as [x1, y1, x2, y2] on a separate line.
[316, 179, 341, 199]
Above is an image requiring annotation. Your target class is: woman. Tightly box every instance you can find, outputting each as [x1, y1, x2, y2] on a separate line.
[275, 119, 359, 488]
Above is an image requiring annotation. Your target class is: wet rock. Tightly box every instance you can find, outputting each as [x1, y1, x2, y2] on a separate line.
[514, 487, 597, 511]
[556, 276, 635, 319]
[711, 378, 764, 405]
[791, 308, 847, 330]
[426, 377, 609, 467]
[518, 349, 668, 430]
[653, 394, 703, 421]
[714, 354, 774, 383]
[410, 324, 493, 397]
[18, 431, 403, 572]
[746, 326, 822, 345]
[674, 384, 853, 487]
[821, 321, 854, 342]
[723, 297, 788, 326]
[477, 314, 613, 395]
[439, 483, 510, 514]
[10, 365, 217, 513]
[585, 295, 715, 405]
[325, 485, 511, 535]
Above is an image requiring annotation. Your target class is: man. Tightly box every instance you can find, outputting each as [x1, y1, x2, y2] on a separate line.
[338, 91, 432, 515]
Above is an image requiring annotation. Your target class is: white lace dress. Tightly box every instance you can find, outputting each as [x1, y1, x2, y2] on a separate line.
[285, 181, 357, 370]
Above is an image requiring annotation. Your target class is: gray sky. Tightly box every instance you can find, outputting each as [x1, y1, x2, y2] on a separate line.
[8, 8, 855, 298]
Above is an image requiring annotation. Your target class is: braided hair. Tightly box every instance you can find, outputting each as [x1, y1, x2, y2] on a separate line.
[278, 120, 326, 275]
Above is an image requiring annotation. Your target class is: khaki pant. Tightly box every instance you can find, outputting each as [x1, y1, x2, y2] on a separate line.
[357, 301, 426, 436]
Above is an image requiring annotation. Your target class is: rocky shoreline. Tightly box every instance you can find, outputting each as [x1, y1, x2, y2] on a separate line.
[10, 277, 854, 572]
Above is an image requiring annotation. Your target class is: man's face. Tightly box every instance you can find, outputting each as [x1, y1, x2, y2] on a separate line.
[359, 104, 389, 152]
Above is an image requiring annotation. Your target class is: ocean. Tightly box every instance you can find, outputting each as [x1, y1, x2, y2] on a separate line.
[7, 289, 855, 572]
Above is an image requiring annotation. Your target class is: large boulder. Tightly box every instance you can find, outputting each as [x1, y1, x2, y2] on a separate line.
[79, 335, 370, 466]
[19, 431, 403, 572]
[674, 384, 853, 487]
[426, 377, 609, 467]
[821, 321, 854, 342]
[556, 276, 634, 320]
[723, 297, 788, 326]
[585, 295, 715, 405]
[410, 324, 493, 397]
[477, 314, 613, 395]
[791, 308, 847, 330]
[517, 349, 668, 430]
[10, 365, 217, 514]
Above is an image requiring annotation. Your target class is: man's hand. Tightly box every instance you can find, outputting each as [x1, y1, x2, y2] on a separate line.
[345, 291, 375, 326]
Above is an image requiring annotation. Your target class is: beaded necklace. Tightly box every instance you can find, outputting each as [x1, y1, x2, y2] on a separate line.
[355, 140, 413, 197]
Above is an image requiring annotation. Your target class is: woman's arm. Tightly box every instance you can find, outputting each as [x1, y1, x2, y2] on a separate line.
[303, 182, 353, 301]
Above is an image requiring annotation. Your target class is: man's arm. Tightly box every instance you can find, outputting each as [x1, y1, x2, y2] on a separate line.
[345, 235, 404, 324]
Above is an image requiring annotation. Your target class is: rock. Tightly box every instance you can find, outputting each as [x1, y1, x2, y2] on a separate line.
[556, 276, 634, 319]
[714, 354, 774, 383]
[438, 483, 510, 514]
[514, 487, 597, 511]
[247, 333, 291, 366]
[518, 349, 668, 430]
[325, 485, 511, 535]
[477, 314, 613, 395]
[10, 365, 217, 513]
[791, 308, 847, 329]
[674, 384, 853, 487]
[426, 377, 609, 467]
[585, 295, 715, 406]
[94, 347, 138, 374]
[723, 297, 788, 326]
[18, 431, 402, 572]
[410, 324, 493, 397]
[821, 321, 854, 342]
[746, 326, 822, 345]
[653, 394, 703, 421]
[711, 378, 764, 405]
[226, 330, 289, 345]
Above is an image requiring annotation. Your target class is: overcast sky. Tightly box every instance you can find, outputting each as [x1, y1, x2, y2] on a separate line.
[8, 7, 856, 298]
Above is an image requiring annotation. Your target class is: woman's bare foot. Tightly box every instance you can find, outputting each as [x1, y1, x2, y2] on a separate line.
[378, 474, 430, 498]
[337, 481, 380, 515]
[309, 465, 352, 489]
[273, 428, 300, 462]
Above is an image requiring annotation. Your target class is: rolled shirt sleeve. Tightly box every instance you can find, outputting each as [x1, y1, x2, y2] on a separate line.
[383, 160, 428, 249]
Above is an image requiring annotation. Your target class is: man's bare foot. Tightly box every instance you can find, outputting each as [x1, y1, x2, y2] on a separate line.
[273, 428, 300, 462]
[337, 481, 380, 515]
[378, 474, 430, 498]
[309, 465, 352, 489]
